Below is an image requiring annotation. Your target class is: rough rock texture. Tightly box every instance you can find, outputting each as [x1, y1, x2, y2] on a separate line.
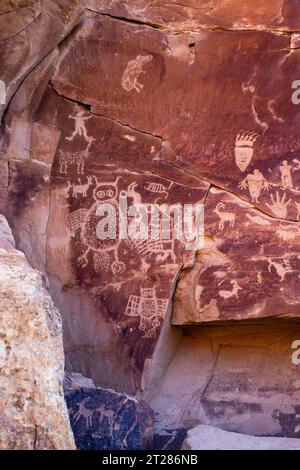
[146, 321, 300, 438]
[1, 0, 300, 446]
[183, 424, 300, 450]
[173, 187, 300, 324]
[64, 372, 153, 450]
[0, 214, 75, 450]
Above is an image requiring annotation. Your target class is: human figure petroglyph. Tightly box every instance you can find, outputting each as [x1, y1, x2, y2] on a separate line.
[59, 139, 93, 175]
[66, 110, 92, 142]
[125, 287, 168, 338]
[267, 258, 293, 282]
[234, 131, 259, 172]
[239, 169, 271, 203]
[219, 280, 242, 299]
[266, 191, 291, 218]
[279, 160, 293, 189]
[73, 398, 93, 428]
[121, 55, 153, 92]
[213, 203, 236, 231]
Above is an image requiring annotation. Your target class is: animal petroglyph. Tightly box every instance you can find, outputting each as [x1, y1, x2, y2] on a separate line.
[266, 191, 291, 218]
[123, 182, 142, 204]
[66, 110, 92, 142]
[279, 160, 293, 189]
[121, 55, 153, 92]
[125, 287, 168, 338]
[144, 181, 173, 200]
[267, 258, 293, 282]
[239, 169, 271, 203]
[59, 139, 93, 175]
[219, 280, 242, 299]
[96, 404, 115, 432]
[71, 176, 93, 198]
[234, 131, 259, 172]
[73, 398, 93, 428]
[213, 203, 236, 230]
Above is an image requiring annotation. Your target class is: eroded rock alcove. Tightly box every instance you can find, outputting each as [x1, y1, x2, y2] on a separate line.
[1, 0, 300, 449]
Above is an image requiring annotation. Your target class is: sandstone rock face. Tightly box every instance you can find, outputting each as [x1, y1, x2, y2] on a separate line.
[1, 0, 300, 446]
[173, 187, 300, 325]
[83, 0, 300, 31]
[183, 425, 300, 450]
[0, 215, 75, 450]
[147, 321, 300, 438]
[64, 372, 153, 450]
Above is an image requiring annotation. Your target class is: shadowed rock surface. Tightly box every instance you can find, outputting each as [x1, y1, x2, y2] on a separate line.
[64, 372, 153, 450]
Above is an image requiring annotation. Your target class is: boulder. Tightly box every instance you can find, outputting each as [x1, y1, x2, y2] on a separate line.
[64, 372, 154, 450]
[0, 214, 75, 449]
[183, 424, 300, 450]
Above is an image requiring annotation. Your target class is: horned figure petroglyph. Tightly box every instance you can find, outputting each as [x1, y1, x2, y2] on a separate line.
[267, 258, 293, 282]
[219, 280, 242, 299]
[213, 203, 236, 231]
[239, 169, 271, 203]
[73, 398, 93, 428]
[234, 131, 259, 172]
[266, 191, 291, 218]
[125, 287, 168, 338]
[121, 55, 153, 92]
[72, 176, 93, 198]
[59, 139, 93, 175]
[96, 404, 115, 431]
[72, 176, 126, 274]
[68, 178, 178, 272]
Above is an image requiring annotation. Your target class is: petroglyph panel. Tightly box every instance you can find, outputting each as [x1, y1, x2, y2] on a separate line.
[173, 188, 300, 325]
[39, 91, 209, 375]
[52, 14, 300, 220]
